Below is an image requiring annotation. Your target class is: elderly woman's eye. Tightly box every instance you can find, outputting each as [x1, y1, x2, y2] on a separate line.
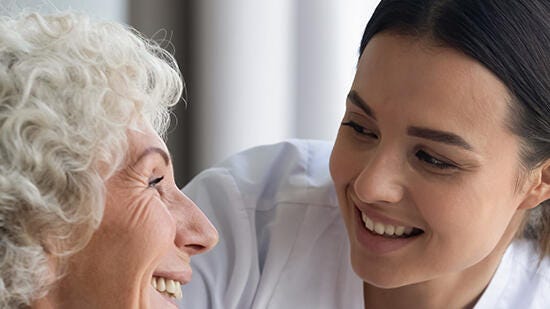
[148, 176, 164, 188]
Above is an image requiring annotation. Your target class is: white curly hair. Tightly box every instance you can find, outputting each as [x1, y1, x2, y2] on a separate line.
[0, 11, 183, 307]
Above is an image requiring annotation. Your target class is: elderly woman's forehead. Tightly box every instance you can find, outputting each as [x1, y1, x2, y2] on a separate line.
[127, 126, 169, 160]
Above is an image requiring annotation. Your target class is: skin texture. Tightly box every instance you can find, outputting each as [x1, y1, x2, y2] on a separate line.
[35, 122, 218, 308]
[330, 34, 550, 308]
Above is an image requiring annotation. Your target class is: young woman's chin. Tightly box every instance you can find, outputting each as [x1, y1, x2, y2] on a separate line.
[351, 261, 406, 289]
[349, 253, 430, 289]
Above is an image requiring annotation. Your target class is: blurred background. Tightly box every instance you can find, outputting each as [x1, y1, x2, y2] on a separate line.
[2, 0, 379, 185]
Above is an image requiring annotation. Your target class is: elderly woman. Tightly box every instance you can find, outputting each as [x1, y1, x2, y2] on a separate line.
[0, 11, 217, 308]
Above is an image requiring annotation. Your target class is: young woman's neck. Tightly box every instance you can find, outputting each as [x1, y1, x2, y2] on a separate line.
[363, 212, 524, 309]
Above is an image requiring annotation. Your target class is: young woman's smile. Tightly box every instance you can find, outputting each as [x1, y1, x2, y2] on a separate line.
[330, 33, 535, 289]
[351, 191, 426, 255]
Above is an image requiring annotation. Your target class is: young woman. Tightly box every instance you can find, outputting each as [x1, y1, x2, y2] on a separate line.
[181, 0, 550, 308]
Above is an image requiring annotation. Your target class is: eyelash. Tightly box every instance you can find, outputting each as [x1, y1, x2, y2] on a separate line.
[415, 150, 457, 170]
[341, 121, 458, 170]
[148, 176, 164, 188]
[341, 121, 379, 139]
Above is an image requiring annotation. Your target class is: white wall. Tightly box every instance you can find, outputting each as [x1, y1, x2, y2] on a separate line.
[193, 0, 378, 172]
[194, 0, 295, 170]
[295, 0, 378, 140]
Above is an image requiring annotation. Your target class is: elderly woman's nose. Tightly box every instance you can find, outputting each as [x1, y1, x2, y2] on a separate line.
[173, 192, 218, 255]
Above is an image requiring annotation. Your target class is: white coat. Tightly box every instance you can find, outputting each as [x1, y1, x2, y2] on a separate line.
[180, 140, 550, 309]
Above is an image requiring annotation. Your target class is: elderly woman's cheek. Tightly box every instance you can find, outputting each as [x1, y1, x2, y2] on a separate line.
[126, 195, 177, 247]
[102, 187, 177, 262]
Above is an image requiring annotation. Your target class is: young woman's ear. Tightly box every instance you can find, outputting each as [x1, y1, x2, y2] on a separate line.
[518, 160, 550, 210]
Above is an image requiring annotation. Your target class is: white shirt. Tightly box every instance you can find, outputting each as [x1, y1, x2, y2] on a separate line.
[180, 139, 550, 309]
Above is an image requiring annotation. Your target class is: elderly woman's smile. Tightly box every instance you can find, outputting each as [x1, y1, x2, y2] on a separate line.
[61, 123, 218, 308]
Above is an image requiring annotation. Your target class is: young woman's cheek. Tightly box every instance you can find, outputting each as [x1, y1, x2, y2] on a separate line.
[414, 178, 501, 258]
[331, 132, 365, 185]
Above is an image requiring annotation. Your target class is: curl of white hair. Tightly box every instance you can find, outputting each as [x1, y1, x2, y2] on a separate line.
[0, 11, 182, 307]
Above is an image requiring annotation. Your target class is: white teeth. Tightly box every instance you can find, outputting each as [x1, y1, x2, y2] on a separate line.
[385, 225, 395, 236]
[365, 217, 374, 231]
[157, 277, 166, 292]
[395, 226, 405, 236]
[179, 290, 184, 299]
[175, 281, 183, 299]
[151, 276, 183, 300]
[374, 222, 385, 235]
[360, 212, 417, 238]
[362, 212, 375, 231]
[166, 279, 176, 294]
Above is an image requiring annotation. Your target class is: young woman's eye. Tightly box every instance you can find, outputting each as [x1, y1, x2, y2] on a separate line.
[415, 150, 457, 170]
[341, 121, 378, 139]
[148, 176, 164, 188]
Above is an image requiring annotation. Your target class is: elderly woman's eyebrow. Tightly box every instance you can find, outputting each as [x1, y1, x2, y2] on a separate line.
[135, 147, 170, 166]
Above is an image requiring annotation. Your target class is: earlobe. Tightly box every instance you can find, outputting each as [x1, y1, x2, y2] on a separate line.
[518, 160, 550, 210]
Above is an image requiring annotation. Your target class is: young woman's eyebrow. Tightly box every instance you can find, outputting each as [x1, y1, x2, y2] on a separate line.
[346, 91, 474, 151]
[347, 90, 377, 120]
[134, 147, 171, 166]
[407, 126, 474, 151]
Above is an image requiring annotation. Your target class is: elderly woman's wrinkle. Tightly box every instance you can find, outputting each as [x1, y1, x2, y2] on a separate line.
[121, 165, 150, 187]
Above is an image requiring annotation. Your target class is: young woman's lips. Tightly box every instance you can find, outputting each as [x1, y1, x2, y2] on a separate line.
[352, 204, 424, 255]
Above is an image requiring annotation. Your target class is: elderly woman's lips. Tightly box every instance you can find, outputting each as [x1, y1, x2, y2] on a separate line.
[151, 269, 191, 300]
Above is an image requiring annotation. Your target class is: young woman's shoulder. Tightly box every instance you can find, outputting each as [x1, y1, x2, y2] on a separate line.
[181, 139, 362, 309]
[509, 239, 550, 290]
[475, 239, 550, 309]
[191, 139, 337, 207]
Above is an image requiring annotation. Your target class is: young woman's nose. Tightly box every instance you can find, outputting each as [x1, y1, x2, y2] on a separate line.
[353, 149, 404, 205]
[172, 191, 218, 256]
